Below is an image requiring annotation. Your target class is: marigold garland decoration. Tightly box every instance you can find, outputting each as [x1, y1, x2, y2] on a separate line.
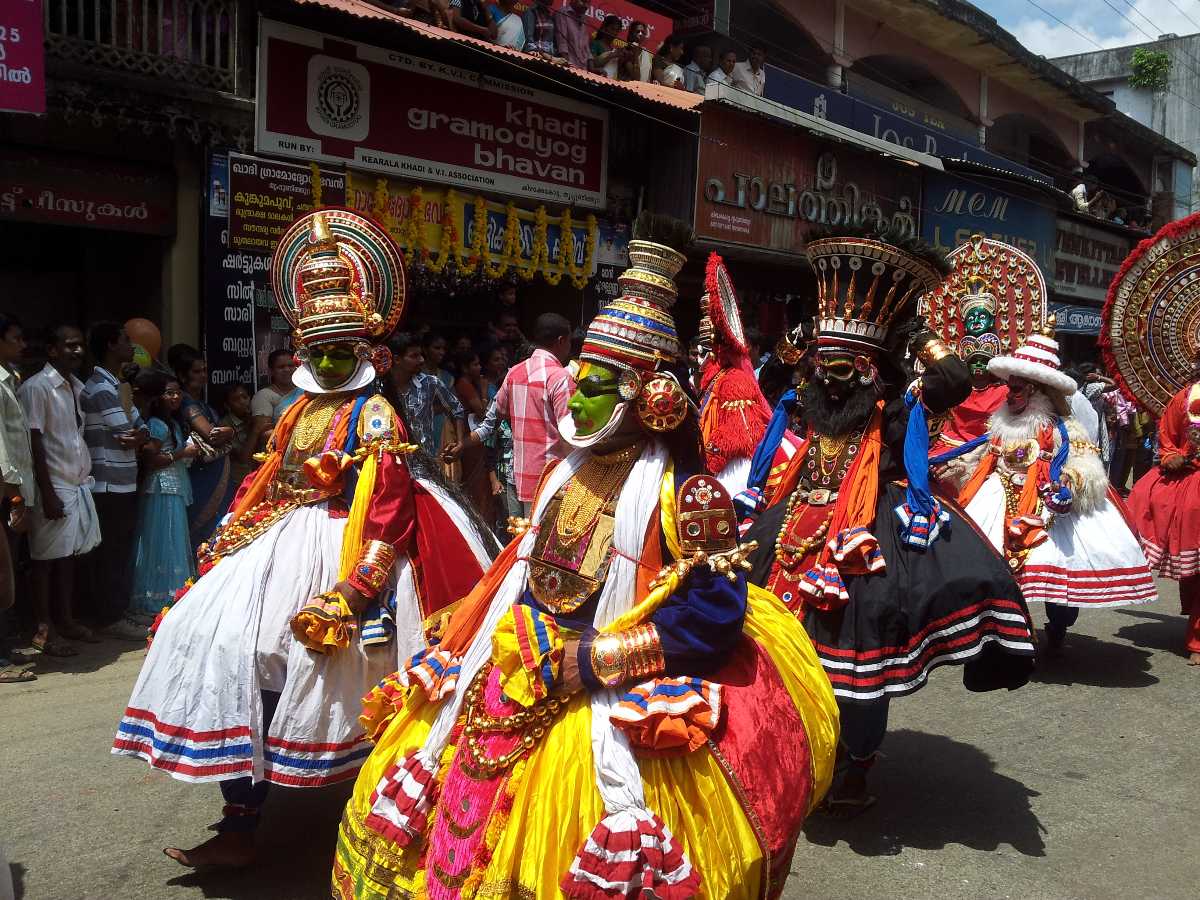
[375, 184, 600, 289]
[310, 163, 322, 208]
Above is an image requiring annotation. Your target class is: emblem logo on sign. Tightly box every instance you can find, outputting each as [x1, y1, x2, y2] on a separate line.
[306, 55, 370, 142]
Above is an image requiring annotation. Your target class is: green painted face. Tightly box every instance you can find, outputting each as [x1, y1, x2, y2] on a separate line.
[568, 362, 622, 436]
[968, 355, 991, 381]
[309, 343, 358, 390]
[963, 306, 995, 337]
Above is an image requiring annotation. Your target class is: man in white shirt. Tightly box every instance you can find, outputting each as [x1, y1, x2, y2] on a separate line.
[708, 48, 737, 86]
[731, 45, 766, 95]
[683, 44, 712, 93]
[0, 315, 35, 682]
[18, 325, 100, 657]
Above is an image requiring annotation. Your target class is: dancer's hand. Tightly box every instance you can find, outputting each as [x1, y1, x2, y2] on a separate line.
[1163, 453, 1188, 472]
[333, 580, 370, 614]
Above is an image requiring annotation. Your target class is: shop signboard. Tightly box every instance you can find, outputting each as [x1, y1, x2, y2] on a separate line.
[0, 147, 174, 234]
[1054, 217, 1132, 305]
[764, 66, 1050, 186]
[0, 0, 44, 115]
[204, 151, 346, 392]
[1048, 301, 1103, 335]
[694, 104, 920, 255]
[257, 19, 609, 210]
[922, 170, 1056, 279]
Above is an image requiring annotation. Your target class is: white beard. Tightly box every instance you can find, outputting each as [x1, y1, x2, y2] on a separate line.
[987, 390, 1056, 444]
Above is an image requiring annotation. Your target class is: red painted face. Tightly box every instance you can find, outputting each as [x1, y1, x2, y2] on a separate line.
[1006, 376, 1033, 413]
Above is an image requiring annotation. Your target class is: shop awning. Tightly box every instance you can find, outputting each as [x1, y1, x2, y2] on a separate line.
[291, 0, 704, 114]
[702, 83, 944, 172]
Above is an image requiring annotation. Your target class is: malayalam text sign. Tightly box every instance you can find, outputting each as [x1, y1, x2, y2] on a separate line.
[0, 0, 44, 115]
[227, 152, 346, 255]
[256, 19, 608, 209]
[1054, 217, 1132, 305]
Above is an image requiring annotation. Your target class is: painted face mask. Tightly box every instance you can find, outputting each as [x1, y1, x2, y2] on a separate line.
[963, 305, 996, 337]
[309, 343, 359, 390]
[568, 361, 622, 436]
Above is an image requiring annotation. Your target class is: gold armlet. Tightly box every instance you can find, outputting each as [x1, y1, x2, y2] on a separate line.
[349, 539, 397, 596]
[590, 624, 665, 689]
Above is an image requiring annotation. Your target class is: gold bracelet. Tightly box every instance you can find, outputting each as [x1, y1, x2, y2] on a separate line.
[620, 624, 665, 681]
[349, 539, 397, 597]
[589, 633, 628, 689]
[917, 338, 952, 364]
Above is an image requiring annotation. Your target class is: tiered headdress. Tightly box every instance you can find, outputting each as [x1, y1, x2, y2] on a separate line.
[921, 233, 1047, 366]
[809, 236, 944, 354]
[988, 318, 1078, 397]
[580, 216, 690, 433]
[271, 208, 406, 375]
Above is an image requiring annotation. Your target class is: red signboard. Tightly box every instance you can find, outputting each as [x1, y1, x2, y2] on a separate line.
[256, 19, 609, 209]
[694, 105, 921, 255]
[0, 0, 45, 115]
[0, 147, 175, 235]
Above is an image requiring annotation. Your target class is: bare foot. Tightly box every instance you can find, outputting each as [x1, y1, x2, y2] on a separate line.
[1188, 652, 1200, 666]
[163, 832, 256, 868]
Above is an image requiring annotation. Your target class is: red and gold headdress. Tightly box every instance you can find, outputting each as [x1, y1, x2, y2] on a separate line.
[271, 207, 406, 372]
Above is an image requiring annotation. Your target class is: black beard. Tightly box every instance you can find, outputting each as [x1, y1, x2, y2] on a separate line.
[801, 377, 879, 437]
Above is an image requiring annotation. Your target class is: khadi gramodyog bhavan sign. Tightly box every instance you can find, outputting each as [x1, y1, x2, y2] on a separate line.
[256, 19, 608, 209]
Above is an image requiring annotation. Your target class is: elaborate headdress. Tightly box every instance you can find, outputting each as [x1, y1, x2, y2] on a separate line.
[921, 233, 1047, 365]
[809, 235, 945, 355]
[578, 213, 691, 434]
[1102, 211, 1200, 416]
[271, 207, 406, 379]
[988, 320, 1077, 397]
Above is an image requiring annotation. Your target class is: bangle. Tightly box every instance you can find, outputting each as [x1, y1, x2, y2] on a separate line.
[588, 624, 664, 689]
[348, 539, 397, 598]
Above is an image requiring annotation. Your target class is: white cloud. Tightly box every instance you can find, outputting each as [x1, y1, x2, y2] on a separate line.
[999, 0, 1200, 58]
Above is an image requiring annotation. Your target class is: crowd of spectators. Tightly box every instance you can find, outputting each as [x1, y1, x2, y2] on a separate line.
[1070, 177, 1153, 231]
[0, 292, 579, 679]
[384, 0, 767, 95]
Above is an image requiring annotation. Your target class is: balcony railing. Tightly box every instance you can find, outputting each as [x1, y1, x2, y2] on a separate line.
[45, 0, 237, 93]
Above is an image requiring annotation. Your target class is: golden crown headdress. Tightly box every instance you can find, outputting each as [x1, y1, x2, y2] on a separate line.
[809, 236, 945, 354]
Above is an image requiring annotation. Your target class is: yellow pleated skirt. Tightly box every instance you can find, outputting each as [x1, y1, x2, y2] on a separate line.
[333, 586, 838, 900]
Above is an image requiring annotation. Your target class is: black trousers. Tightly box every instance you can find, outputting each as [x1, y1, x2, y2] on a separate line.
[90, 491, 138, 626]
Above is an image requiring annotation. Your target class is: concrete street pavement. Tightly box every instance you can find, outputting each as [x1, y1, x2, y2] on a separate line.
[3, 583, 1198, 899]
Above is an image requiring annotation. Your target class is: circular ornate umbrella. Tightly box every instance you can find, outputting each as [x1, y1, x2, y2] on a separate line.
[920, 233, 1047, 362]
[1101, 212, 1200, 416]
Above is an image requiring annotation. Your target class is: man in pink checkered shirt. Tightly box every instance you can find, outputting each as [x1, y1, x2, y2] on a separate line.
[452, 313, 575, 514]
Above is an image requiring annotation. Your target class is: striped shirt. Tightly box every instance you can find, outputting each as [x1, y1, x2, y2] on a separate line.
[80, 366, 144, 493]
[473, 349, 574, 502]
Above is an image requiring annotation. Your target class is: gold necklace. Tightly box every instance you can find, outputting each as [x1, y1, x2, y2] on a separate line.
[290, 395, 347, 455]
[554, 442, 643, 546]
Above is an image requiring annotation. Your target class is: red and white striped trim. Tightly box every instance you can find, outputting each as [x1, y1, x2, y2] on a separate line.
[1012, 335, 1061, 368]
[562, 808, 701, 899]
[1018, 564, 1159, 607]
[1141, 540, 1200, 579]
[363, 753, 438, 847]
[814, 599, 1035, 701]
[112, 707, 254, 783]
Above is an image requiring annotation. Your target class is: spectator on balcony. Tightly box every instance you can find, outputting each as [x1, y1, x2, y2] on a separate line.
[555, 0, 591, 70]
[684, 44, 713, 93]
[732, 45, 767, 96]
[522, 0, 557, 58]
[1071, 176, 1109, 217]
[590, 15, 624, 78]
[392, 0, 451, 27]
[618, 21, 652, 82]
[447, 0, 497, 41]
[708, 48, 737, 86]
[491, 0, 525, 49]
[655, 33, 686, 89]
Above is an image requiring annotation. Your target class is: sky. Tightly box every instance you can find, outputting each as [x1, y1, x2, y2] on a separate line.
[972, 0, 1200, 58]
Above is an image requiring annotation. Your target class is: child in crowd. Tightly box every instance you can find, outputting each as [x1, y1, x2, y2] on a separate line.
[130, 371, 197, 622]
[219, 382, 257, 488]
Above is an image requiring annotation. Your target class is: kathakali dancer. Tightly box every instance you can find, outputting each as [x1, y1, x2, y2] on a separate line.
[939, 327, 1156, 652]
[693, 253, 774, 496]
[112, 209, 497, 867]
[742, 232, 1037, 816]
[923, 233, 1048, 455]
[332, 216, 839, 900]
[1103, 211, 1200, 663]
